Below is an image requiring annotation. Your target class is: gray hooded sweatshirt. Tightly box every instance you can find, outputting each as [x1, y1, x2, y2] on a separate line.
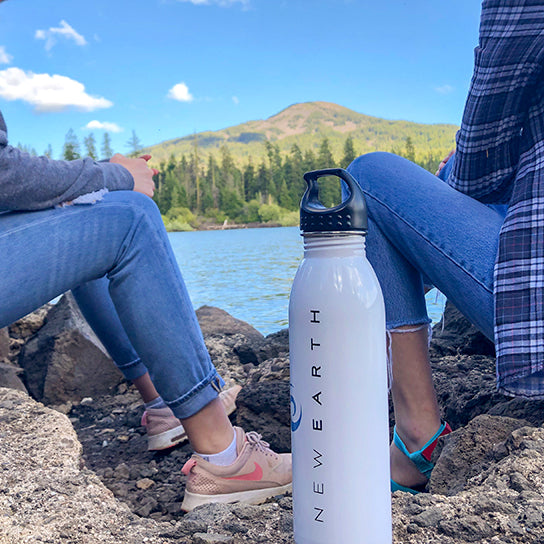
[0, 109, 134, 211]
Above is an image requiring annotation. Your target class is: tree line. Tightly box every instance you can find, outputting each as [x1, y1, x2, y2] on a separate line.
[18, 129, 445, 229]
[152, 135, 443, 228]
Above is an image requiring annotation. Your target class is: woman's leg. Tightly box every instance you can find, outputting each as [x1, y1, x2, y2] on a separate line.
[72, 277, 154, 395]
[347, 152, 504, 487]
[0, 191, 231, 453]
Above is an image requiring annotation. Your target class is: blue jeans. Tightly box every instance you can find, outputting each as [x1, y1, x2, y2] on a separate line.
[346, 152, 507, 340]
[0, 191, 223, 419]
[72, 276, 149, 382]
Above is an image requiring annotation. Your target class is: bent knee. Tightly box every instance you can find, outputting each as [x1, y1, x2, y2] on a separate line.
[103, 190, 161, 217]
[347, 152, 414, 194]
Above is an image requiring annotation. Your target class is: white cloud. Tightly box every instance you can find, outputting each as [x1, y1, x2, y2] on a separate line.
[435, 84, 454, 95]
[176, 0, 249, 6]
[0, 67, 112, 112]
[167, 82, 194, 102]
[0, 46, 12, 65]
[35, 20, 87, 51]
[84, 120, 123, 133]
[232, 96, 239, 104]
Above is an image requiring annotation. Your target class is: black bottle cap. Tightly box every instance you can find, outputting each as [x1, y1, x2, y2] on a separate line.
[300, 168, 368, 234]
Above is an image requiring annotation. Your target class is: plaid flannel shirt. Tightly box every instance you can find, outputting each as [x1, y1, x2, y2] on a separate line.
[447, 0, 544, 397]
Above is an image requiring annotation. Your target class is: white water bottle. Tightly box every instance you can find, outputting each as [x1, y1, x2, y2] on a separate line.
[289, 168, 392, 544]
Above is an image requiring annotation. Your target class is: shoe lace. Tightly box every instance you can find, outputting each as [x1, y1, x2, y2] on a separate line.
[246, 431, 272, 454]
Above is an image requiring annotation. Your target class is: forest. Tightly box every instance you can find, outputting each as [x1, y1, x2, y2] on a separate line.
[18, 127, 447, 231]
[151, 135, 443, 230]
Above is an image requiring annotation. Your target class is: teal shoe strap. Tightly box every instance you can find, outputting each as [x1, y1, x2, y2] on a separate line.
[393, 421, 448, 479]
[390, 478, 420, 495]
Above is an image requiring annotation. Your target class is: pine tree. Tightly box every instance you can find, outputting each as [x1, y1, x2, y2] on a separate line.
[317, 138, 340, 207]
[317, 137, 335, 168]
[303, 149, 317, 173]
[256, 160, 270, 202]
[63, 129, 81, 161]
[287, 144, 306, 208]
[341, 135, 357, 167]
[404, 136, 416, 163]
[44, 144, 53, 158]
[126, 130, 143, 157]
[101, 132, 113, 159]
[243, 158, 256, 201]
[205, 154, 219, 209]
[84, 133, 98, 160]
[192, 136, 201, 212]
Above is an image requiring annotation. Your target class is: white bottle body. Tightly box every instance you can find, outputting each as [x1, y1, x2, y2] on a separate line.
[289, 234, 392, 544]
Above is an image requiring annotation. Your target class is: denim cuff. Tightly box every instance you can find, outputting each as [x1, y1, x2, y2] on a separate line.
[116, 358, 148, 381]
[167, 370, 225, 420]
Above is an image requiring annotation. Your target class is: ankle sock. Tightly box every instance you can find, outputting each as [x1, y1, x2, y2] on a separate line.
[144, 396, 167, 410]
[196, 430, 237, 466]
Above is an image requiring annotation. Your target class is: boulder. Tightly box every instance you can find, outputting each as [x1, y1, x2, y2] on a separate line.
[0, 327, 9, 362]
[18, 293, 123, 405]
[0, 387, 178, 543]
[8, 303, 50, 339]
[196, 305, 264, 345]
[429, 414, 530, 495]
[0, 362, 27, 393]
[255, 328, 289, 363]
[196, 306, 267, 381]
[427, 301, 544, 429]
[234, 380, 291, 453]
[393, 420, 544, 543]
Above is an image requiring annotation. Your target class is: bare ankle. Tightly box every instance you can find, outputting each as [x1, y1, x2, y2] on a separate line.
[394, 418, 442, 452]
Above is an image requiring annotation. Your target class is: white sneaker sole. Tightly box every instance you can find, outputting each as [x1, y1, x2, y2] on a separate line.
[148, 425, 188, 451]
[146, 384, 242, 451]
[181, 482, 292, 512]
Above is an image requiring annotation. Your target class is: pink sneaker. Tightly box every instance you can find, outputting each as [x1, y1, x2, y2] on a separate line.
[180, 426, 292, 512]
[142, 385, 243, 451]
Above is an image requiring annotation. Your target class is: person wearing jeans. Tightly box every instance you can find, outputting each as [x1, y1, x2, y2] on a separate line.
[345, 151, 504, 492]
[346, 0, 544, 494]
[0, 108, 291, 511]
[71, 277, 241, 451]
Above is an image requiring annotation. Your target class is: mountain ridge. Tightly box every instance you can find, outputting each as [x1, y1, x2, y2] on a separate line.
[145, 101, 458, 165]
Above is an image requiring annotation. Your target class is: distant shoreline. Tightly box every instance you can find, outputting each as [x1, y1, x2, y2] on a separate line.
[165, 221, 295, 233]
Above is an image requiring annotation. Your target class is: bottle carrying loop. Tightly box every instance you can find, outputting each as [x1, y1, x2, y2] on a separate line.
[300, 168, 368, 235]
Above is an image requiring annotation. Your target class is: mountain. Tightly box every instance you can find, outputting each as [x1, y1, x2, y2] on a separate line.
[145, 101, 458, 165]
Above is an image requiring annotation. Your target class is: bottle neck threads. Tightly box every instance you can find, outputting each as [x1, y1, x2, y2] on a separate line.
[302, 233, 366, 257]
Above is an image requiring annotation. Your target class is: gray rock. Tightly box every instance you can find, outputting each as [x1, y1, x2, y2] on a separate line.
[235, 380, 291, 453]
[196, 305, 263, 346]
[182, 502, 292, 544]
[412, 506, 444, 527]
[246, 356, 290, 384]
[192, 534, 234, 544]
[0, 361, 27, 393]
[8, 303, 50, 339]
[0, 327, 9, 362]
[0, 387, 176, 543]
[18, 293, 123, 404]
[203, 333, 253, 386]
[393, 423, 544, 543]
[430, 414, 530, 495]
[430, 303, 544, 429]
[255, 329, 289, 363]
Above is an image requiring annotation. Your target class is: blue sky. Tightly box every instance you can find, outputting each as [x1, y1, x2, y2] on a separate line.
[0, 0, 482, 159]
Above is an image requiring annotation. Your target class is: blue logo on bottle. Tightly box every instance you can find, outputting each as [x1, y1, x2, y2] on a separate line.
[290, 383, 302, 432]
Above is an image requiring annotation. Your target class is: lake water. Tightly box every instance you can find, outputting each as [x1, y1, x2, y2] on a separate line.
[168, 227, 446, 336]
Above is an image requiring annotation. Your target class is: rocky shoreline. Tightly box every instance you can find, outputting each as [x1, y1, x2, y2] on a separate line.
[1, 298, 544, 543]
